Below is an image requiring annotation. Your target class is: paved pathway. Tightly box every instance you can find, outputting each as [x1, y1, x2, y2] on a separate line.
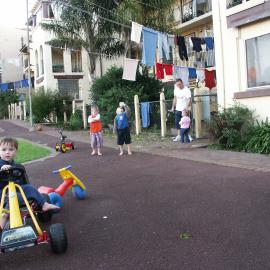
[0, 121, 270, 270]
[7, 120, 270, 172]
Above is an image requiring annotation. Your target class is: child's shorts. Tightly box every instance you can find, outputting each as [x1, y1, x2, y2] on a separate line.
[117, 127, 131, 145]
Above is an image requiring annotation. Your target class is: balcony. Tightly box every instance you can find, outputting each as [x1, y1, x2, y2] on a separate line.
[52, 64, 64, 73]
[181, 0, 212, 23]
[227, 0, 249, 9]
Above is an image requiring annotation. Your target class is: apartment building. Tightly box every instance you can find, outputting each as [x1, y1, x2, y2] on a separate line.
[212, 0, 270, 121]
[20, 0, 90, 102]
[173, 0, 213, 68]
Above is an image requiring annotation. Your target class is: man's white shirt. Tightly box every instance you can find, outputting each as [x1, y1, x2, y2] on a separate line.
[174, 86, 191, 111]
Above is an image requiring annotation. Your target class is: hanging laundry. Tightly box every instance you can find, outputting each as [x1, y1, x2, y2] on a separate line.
[21, 79, 29, 88]
[205, 69, 216, 89]
[173, 65, 181, 80]
[7, 82, 14, 90]
[188, 68, 197, 79]
[141, 102, 151, 128]
[179, 67, 189, 86]
[205, 37, 214, 50]
[158, 33, 170, 61]
[0, 83, 8, 92]
[141, 27, 158, 67]
[163, 64, 173, 76]
[176, 36, 188, 61]
[156, 63, 164, 79]
[122, 58, 139, 81]
[192, 0, 197, 17]
[168, 34, 175, 47]
[14, 81, 22, 89]
[205, 37, 215, 67]
[131, 22, 143, 43]
[191, 37, 202, 52]
[196, 69, 205, 82]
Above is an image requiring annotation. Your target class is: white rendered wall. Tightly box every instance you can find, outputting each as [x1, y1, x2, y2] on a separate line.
[212, 0, 270, 121]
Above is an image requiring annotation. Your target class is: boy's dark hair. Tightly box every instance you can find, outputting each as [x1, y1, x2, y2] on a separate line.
[0, 137, 18, 149]
[175, 78, 183, 83]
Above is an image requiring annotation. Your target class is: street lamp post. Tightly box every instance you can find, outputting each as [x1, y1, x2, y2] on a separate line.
[26, 0, 33, 127]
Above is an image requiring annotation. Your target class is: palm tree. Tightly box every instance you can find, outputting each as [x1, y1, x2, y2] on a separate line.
[41, 0, 126, 78]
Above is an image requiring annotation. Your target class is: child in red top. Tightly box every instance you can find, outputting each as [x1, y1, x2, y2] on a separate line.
[88, 106, 103, 156]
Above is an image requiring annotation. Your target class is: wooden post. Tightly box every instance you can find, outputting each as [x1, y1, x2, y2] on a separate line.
[19, 102, 22, 120]
[63, 100, 67, 124]
[134, 95, 141, 135]
[23, 101, 26, 120]
[11, 104, 15, 119]
[194, 87, 202, 139]
[82, 101, 87, 129]
[8, 105, 11, 119]
[72, 100, 75, 114]
[160, 92, 167, 137]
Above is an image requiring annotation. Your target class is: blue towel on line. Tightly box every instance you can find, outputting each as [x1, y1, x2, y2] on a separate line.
[141, 102, 151, 128]
[141, 27, 158, 67]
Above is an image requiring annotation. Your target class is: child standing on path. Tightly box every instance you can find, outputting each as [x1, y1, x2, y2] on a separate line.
[114, 103, 132, 156]
[179, 109, 191, 143]
[88, 106, 103, 156]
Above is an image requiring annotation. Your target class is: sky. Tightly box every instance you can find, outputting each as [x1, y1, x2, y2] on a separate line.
[0, 0, 37, 29]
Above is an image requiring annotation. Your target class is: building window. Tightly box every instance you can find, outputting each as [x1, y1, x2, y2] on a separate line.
[227, 0, 250, 8]
[35, 50, 39, 77]
[58, 79, 79, 99]
[51, 47, 64, 73]
[43, 3, 54, 19]
[71, 50, 82, 72]
[40, 46, 44, 75]
[246, 33, 270, 88]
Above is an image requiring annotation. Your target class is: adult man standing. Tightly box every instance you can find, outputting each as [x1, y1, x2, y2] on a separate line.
[171, 78, 192, 142]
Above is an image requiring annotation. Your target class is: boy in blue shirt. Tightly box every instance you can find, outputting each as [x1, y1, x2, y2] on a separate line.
[0, 137, 59, 229]
[114, 103, 132, 155]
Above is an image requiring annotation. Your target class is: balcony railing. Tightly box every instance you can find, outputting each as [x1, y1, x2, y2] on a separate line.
[227, 0, 250, 8]
[72, 65, 82, 73]
[52, 64, 64, 73]
[181, 0, 211, 23]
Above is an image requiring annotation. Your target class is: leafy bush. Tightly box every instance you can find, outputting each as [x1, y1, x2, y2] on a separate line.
[30, 90, 54, 123]
[90, 66, 163, 126]
[208, 104, 254, 150]
[0, 91, 18, 119]
[53, 91, 73, 122]
[245, 119, 270, 154]
[69, 110, 83, 130]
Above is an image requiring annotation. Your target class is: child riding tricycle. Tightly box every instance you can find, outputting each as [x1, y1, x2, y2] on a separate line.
[0, 137, 87, 254]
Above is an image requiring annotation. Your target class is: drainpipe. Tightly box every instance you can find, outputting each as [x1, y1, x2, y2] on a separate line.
[217, 0, 226, 109]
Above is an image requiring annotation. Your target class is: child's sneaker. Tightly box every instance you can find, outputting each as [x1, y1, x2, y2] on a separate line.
[173, 135, 181, 142]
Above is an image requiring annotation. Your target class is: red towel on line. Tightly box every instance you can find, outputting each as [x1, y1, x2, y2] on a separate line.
[163, 64, 173, 75]
[205, 69, 216, 89]
[156, 63, 164, 79]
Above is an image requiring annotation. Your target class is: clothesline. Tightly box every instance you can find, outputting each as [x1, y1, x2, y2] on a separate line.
[0, 79, 29, 92]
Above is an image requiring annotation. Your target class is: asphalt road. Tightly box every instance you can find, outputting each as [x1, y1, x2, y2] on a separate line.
[1, 121, 270, 270]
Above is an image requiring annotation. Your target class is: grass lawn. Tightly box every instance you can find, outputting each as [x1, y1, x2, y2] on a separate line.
[15, 139, 52, 164]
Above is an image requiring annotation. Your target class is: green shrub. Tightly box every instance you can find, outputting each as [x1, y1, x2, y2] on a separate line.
[208, 104, 254, 150]
[29, 90, 54, 122]
[53, 91, 73, 122]
[0, 91, 18, 119]
[90, 66, 163, 126]
[245, 119, 270, 154]
[69, 110, 83, 130]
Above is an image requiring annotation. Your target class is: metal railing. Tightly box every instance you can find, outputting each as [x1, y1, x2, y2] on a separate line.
[52, 64, 64, 73]
[227, 0, 250, 8]
[181, 0, 212, 23]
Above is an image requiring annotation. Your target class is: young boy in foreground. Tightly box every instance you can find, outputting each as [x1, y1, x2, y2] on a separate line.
[0, 137, 59, 229]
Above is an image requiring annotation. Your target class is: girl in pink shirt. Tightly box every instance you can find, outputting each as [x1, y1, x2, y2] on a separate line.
[179, 109, 191, 143]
